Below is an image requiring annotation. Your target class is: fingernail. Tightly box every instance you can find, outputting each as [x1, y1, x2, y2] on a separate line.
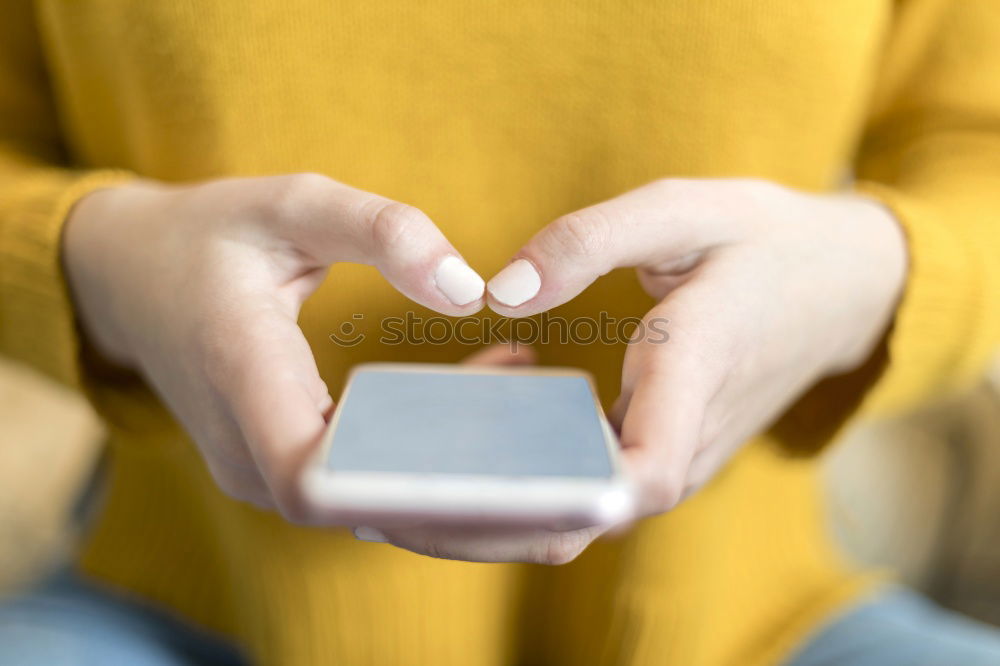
[353, 526, 389, 543]
[435, 256, 485, 306]
[487, 259, 541, 307]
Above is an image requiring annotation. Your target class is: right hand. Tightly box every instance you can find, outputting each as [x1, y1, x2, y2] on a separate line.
[62, 173, 487, 518]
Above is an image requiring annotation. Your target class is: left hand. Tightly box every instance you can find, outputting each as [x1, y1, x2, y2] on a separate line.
[362, 178, 907, 563]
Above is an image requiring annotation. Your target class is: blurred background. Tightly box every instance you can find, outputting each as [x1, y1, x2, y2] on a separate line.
[1, 354, 999, 627]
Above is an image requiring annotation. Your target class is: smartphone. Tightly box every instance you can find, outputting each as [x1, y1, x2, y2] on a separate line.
[301, 363, 634, 526]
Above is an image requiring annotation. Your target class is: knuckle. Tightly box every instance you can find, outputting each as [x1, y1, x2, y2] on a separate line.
[209, 470, 241, 499]
[206, 461, 256, 503]
[547, 210, 612, 258]
[206, 447, 306, 523]
[366, 201, 429, 253]
[275, 489, 311, 525]
[646, 476, 684, 514]
[649, 177, 710, 213]
[651, 177, 698, 198]
[286, 171, 331, 192]
[541, 533, 585, 566]
[651, 176, 676, 191]
[258, 172, 331, 220]
[420, 537, 450, 561]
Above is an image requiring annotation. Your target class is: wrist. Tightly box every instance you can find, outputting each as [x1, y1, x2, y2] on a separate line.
[824, 193, 909, 375]
[62, 182, 160, 369]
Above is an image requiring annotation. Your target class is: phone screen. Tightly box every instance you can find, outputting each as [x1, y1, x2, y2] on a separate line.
[325, 368, 614, 478]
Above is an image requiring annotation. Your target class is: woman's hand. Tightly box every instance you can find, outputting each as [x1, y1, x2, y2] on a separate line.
[63, 173, 488, 517]
[372, 178, 907, 563]
[494, 178, 908, 519]
[65, 174, 906, 563]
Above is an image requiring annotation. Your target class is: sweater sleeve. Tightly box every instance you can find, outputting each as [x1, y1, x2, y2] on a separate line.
[773, 0, 1000, 453]
[0, 0, 131, 387]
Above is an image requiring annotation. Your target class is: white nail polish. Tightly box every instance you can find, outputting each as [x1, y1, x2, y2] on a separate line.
[353, 526, 389, 543]
[435, 256, 485, 306]
[487, 259, 541, 307]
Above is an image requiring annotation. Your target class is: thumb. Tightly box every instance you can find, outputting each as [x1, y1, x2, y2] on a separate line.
[486, 179, 738, 317]
[263, 173, 487, 316]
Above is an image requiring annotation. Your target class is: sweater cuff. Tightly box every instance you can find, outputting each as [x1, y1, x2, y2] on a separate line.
[0, 168, 134, 387]
[772, 180, 984, 455]
[854, 180, 987, 413]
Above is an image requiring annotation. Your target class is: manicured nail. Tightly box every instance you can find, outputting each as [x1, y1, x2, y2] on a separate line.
[435, 256, 485, 306]
[353, 526, 389, 543]
[487, 259, 541, 307]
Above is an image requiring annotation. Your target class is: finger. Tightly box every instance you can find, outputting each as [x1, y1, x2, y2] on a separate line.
[202, 454, 276, 510]
[263, 173, 486, 315]
[368, 524, 605, 565]
[486, 179, 741, 316]
[619, 368, 703, 515]
[682, 445, 733, 501]
[461, 342, 537, 366]
[221, 305, 332, 522]
[608, 392, 629, 433]
[616, 317, 713, 516]
[203, 441, 277, 510]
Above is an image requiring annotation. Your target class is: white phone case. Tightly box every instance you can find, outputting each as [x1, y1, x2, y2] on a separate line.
[301, 363, 634, 527]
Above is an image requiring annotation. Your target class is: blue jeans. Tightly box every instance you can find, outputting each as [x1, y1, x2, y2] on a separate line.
[783, 586, 1000, 666]
[0, 573, 245, 666]
[2, 574, 1000, 665]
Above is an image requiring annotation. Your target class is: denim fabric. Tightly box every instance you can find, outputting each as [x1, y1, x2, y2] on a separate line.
[784, 586, 1000, 666]
[3, 574, 1000, 665]
[0, 572, 245, 666]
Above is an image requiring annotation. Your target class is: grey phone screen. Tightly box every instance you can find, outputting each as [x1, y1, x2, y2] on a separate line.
[325, 369, 614, 478]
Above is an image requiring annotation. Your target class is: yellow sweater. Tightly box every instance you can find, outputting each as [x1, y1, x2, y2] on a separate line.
[2, 1, 999, 664]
